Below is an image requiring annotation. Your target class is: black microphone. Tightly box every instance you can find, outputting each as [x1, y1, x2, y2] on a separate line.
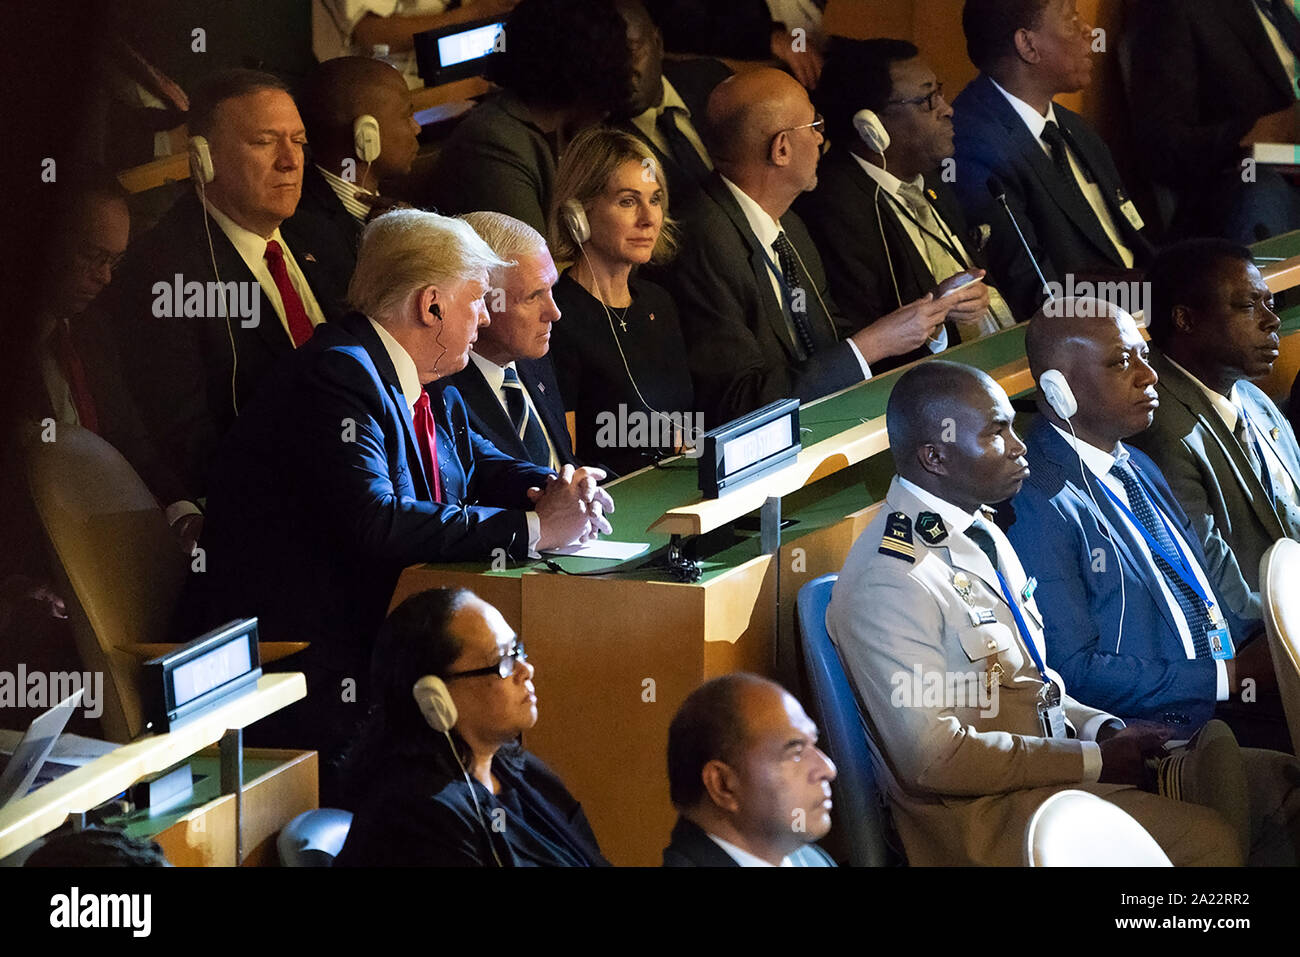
[987, 175, 1055, 303]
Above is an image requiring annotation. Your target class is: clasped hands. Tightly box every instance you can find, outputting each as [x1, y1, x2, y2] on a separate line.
[530, 465, 616, 551]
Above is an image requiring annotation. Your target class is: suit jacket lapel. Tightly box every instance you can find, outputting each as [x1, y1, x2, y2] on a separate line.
[347, 313, 432, 500]
[1224, 0, 1297, 101]
[518, 357, 572, 464]
[703, 173, 801, 361]
[1032, 420, 1183, 638]
[972, 76, 1122, 265]
[1153, 353, 1287, 537]
[455, 359, 526, 459]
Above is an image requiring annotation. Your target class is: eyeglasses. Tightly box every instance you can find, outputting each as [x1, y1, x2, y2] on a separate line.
[73, 246, 126, 272]
[444, 639, 528, 680]
[887, 83, 946, 113]
[776, 113, 825, 137]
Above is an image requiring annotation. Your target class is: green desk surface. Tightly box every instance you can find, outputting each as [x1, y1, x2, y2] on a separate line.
[105, 754, 284, 842]
[416, 236, 1300, 581]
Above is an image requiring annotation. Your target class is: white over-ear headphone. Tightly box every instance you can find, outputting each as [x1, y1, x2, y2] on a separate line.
[188, 135, 215, 185]
[413, 674, 457, 732]
[560, 198, 590, 246]
[412, 672, 504, 865]
[353, 114, 381, 163]
[853, 109, 891, 157]
[1038, 368, 1078, 420]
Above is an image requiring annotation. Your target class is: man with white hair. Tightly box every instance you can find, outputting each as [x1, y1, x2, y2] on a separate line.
[186, 209, 613, 799]
[449, 211, 577, 470]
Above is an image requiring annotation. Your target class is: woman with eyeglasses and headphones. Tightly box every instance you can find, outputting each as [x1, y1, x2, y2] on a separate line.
[548, 127, 698, 477]
[335, 587, 608, 867]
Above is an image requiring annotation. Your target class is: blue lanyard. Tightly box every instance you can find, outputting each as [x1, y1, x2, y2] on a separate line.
[1096, 477, 1214, 610]
[992, 568, 1050, 683]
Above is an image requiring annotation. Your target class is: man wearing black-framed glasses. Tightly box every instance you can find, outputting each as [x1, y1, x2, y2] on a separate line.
[799, 38, 1016, 376]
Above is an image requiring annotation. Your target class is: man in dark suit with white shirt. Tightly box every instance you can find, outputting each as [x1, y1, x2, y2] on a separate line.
[188, 210, 612, 800]
[104, 69, 352, 507]
[664, 673, 837, 866]
[660, 67, 954, 427]
[951, 0, 1153, 320]
[449, 211, 577, 471]
[798, 38, 1016, 373]
[612, 0, 731, 214]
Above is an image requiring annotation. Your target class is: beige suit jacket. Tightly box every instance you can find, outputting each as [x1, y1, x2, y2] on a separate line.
[827, 476, 1125, 865]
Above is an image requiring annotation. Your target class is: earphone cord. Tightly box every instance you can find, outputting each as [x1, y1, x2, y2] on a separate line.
[575, 242, 702, 452]
[196, 175, 239, 418]
[443, 729, 504, 867]
[1062, 415, 1127, 654]
[874, 182, 902, 310]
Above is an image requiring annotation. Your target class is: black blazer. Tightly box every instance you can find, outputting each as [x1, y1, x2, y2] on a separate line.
[337, 746, 608, 867]
[281, 164, 362, 321]
[184, 312, 554, 763]
[655, 171, 862, 427]
[426, 92, 556, 233]
[951, 73, 1154, 319]
[661, 816, 834, 867]
[444, 355, 577, 469]
[1127, 0, 1294, 193]
[104, 190, 352, 502]
[796, 148, 1003, 371]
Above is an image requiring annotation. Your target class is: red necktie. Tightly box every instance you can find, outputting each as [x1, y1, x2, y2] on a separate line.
[263, 239, 316, 347]
[54, 321, 100, 433]
[412, 391, 443, 503]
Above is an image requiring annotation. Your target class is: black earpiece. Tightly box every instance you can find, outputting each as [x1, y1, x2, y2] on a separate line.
[429, 302, 442, 319]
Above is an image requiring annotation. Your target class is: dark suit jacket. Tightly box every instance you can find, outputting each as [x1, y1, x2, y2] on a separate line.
[656, 171, 862, 427]
[1126, 0, 1294, 193]
[951, 73, 1154, 319]
[103, 190, 352, 502]
[1129, 349, 1300, 602]
[661, 816, 834, 867]
[281, 164, 362, 321]
[336, 747, 608, 867]
[1008, 417, 1252, 730]
[426, 92, 556, 233]
[796, 148, 1004, 371]
[445, 355, 576, 469]
[617, 58, 732, 214]
[185, 312, 553, 765]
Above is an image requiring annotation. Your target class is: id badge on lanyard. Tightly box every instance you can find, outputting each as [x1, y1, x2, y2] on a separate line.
[1037, 679, 1067, 739]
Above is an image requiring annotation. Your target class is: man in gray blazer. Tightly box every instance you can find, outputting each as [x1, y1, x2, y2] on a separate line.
[1130, 239, 1300, 616]
[826, 360, 1242, 866]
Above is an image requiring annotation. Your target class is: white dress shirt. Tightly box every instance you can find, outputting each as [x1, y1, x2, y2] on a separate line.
[1049, 424, 1229, 699]
[369, 319, 542, 550]
[707, 833, 793, 867]
[468, 350, 560, 471]
[851, 157, 960, 353]
[897, 475, 1109, 777]
[989, 78, 1135, 269]
[316, 164, 375, 223]
[204, 200, 327, 340]
[718, 175, 873, 380]
[1165, 356, 1300, 508]
[629, 76, 712, 170]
